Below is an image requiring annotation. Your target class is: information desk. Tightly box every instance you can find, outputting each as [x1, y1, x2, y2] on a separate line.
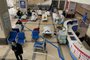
[64, 20, 90, 60]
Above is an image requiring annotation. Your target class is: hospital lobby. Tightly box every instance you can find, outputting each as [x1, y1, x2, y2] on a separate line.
[0, 0, 90, 60]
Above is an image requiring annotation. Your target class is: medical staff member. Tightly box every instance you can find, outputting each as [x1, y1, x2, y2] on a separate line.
[27, 8, 32, 17]
[17, 10, 23, 19]
[16, 20, 24, 31]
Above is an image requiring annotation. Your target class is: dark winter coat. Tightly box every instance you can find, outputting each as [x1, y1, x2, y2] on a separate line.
[12, 43, 23, 55]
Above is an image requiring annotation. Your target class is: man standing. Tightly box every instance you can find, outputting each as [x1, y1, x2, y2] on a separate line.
[82, 12, 87, 23]
[27, 8, 32, 17]
[16, 20, 24, 31]
[11, 41, 23, 60]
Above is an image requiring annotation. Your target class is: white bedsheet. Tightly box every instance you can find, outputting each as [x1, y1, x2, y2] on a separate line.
[52, 13, 59, 24]
[52, 13, 59, 19]
[37, 10, 42, 15]
[45, 11, 50, 16]
[42, 26, 53, 34]
[42, 14, 48, 21]
[31, 12, 38, 21]
[21, 15, 27, 19]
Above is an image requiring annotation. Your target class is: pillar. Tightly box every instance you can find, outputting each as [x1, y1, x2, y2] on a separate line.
[0, 0, 11, 44]
[58, 0, 60, 9]
[86, 24, 90, 37]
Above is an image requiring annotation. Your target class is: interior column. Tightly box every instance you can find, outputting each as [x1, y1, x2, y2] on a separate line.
[0, 0, 11, 44]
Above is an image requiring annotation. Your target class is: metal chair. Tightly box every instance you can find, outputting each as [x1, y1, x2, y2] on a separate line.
[34, 40, 46, 53]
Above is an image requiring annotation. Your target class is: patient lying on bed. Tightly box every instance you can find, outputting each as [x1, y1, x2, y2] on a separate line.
[42, 26, 53, 35]
[42, 13, 48, 21]
[30, 11, 38, 21]
[21, 14, 27, 19]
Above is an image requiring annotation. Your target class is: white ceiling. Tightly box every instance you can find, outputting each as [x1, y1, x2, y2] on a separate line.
[37, 0, 52, 5]
[70, 0, 90, 5]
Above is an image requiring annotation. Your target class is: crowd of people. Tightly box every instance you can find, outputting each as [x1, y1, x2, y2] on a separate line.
[11, 7, 88, 60]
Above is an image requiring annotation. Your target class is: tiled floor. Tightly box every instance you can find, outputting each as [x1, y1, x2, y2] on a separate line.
[0, 13, 72, 60]
[0, 45, 10, 59]
[5, 42, 34, 60]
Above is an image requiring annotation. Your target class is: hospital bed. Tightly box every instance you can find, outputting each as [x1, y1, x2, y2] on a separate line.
[37, 10, 42, 16]
[42, 13, 48, 21]
[45, 11, 50, 16]
[30, 12, 38, 21]
[42, 26, 53, 36]
[21, 14, 27, 20]
[52, 12, 59, 24]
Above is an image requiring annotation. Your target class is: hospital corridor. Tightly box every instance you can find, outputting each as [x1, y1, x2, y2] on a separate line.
[0, 0, 90, 60]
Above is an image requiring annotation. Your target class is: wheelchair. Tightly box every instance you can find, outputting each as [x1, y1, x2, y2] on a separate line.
[33, 40, 47, 53]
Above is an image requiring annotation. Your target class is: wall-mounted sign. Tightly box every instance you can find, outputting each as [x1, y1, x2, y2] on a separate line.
[20, 0, 26, 8]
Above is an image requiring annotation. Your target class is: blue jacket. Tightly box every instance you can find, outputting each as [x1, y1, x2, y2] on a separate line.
[82, 14, 87, 22]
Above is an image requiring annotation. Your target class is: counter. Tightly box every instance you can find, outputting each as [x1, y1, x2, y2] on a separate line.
[64, 20, 90, 60]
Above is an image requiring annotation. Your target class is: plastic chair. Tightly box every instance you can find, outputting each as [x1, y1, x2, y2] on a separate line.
[34, 40, 46, 52]
[32, 30, 39, 41]
[17, 32, 25, 45]
[7, 31, 17, 43]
